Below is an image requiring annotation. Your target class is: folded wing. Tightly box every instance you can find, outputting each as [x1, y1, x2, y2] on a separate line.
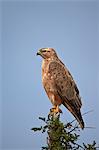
[48, 60, 84, 129]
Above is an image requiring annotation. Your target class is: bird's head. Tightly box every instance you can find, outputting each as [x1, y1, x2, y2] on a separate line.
[37, 48, 58, 59]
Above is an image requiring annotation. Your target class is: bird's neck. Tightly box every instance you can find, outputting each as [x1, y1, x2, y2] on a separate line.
[42, 59, 49, 74]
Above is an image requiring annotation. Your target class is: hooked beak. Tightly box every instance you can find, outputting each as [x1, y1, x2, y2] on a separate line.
[36, 50, 42, 56]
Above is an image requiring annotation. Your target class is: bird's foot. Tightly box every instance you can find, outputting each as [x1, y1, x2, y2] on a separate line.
[50, 106, 62, 114]
[48, 106, 62, 119]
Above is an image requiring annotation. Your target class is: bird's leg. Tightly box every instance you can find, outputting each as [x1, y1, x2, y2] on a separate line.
[55, 105, 62, 113]
[49, 105, 62, 119]
[50, 105, 62, 113]
[50, 105, 57, 112]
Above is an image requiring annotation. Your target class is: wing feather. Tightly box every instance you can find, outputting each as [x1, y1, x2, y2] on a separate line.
[48, 60, 84, 129]
[48, 60, 82, 108]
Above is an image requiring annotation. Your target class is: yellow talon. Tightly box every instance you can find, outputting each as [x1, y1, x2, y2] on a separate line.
[50, 106, 62, 114]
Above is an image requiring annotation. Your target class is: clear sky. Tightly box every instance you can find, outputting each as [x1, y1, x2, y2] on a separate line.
[1, 0, 99, 150]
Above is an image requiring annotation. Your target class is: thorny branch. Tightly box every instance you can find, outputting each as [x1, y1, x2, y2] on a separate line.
[31, 112, 99, 150]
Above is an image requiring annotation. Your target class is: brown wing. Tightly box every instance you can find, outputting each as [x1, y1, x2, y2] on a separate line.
[48, 60, 84, 129]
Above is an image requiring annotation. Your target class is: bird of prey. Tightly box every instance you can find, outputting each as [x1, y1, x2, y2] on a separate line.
[37, 48, 84, 129]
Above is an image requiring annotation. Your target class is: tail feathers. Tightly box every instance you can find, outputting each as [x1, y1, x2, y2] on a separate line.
[79, 119, 84, 129]
[63, 101, 84, 129]
[73, 110, 85, 129]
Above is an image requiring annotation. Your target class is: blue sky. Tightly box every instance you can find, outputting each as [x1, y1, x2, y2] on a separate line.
[1, 1, 99, 150]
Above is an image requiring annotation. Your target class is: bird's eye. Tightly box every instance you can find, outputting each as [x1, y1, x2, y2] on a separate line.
[42, 50, 50, 52]
[42, 50, 46, 52]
